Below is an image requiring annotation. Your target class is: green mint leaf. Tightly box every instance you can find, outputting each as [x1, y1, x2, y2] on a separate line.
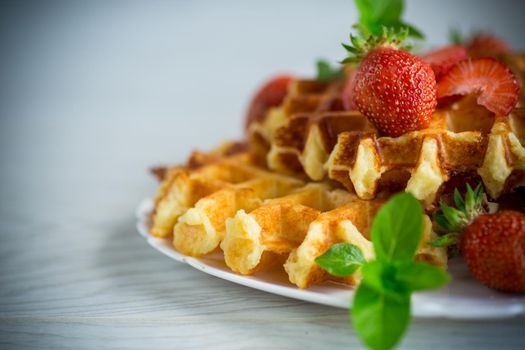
[394, 261, 451, 292]
[355, 0, 403, 32]
[316, 59, 344, 82]
[354, 0, 423, 40]
[352, 282, 410, 350]
[371, 192, 423, 262]
[398, 21, 424, 39]
[361, 261, 408, 299]
[315, 243, 365, 277]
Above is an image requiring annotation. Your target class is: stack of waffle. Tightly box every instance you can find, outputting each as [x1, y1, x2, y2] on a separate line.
[149, 53, 525, 289]
[150, 145, 446, 288]
[248, 77, 525, 208]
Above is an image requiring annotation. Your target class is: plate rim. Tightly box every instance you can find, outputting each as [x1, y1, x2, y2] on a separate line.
[136, 198, 525, 320]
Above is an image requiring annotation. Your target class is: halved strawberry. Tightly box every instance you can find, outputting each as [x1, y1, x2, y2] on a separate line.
[437, 58, 520, 116]
[467, 33, 511, 58]
[245, 75, 294, 129]
[422, 45, 467, 81]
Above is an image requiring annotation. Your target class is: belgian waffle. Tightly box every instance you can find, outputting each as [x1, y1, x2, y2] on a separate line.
[248, 59, 525, 207]
[150, 146, 446, 288]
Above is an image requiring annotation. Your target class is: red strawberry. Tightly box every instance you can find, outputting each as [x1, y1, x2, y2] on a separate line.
[245, 75, 294, 129]
[466, 33, 511, 58]
[437, 58, 520, 116]
[462, 211, 525, 293]
[349, 47, 437, 137]
[422, 45, 467, 81]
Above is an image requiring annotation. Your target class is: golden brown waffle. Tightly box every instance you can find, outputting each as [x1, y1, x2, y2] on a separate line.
[150, 148, 446, 288]
[248, 71, 525, 207]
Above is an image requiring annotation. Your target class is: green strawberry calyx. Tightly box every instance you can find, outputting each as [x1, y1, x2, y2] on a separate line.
[428, 184, 488, 250]
[341, 26, 412, 64]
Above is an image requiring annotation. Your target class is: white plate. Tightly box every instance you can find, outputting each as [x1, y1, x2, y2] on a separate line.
[136, 198, 525, 319]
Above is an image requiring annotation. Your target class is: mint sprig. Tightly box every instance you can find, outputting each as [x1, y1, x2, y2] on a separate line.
[315, 192, 450, 350]
[316, 60, 345, 82]
[315, 242, 365, 276]
[371, 190, 422, 262]
[353, 282, 410, 350]
[354, 0, 424, 39]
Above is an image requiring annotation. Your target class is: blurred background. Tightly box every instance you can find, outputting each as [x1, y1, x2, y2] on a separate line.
[0, 0, 524, 210]
[1, 3, 524, 348]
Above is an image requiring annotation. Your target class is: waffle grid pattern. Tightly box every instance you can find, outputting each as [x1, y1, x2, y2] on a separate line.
[249, 79, 525, 207]
[150, 150, 446, 288]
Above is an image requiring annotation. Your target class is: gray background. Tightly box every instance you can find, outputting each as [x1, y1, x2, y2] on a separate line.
[1, 1, 524, 349]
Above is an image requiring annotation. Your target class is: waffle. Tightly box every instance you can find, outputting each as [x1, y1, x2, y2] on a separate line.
[248, 60, 525, 207]
[150, 147, 446, 288]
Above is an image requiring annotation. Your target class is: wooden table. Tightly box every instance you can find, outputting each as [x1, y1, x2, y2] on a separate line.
[1, 1, 524, 349]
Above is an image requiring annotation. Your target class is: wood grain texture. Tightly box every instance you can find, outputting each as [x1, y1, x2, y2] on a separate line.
[1, 173, 524, 350]
[1, 1, 525, 349]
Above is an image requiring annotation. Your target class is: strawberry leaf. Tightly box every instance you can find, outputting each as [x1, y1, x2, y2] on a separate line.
[433, 212, 452, 232]
[453, 188, 465, 212]
[440, 202, 465, 232]
[342, 26, 412, 63]
[436, 183, 487, 235]
[474, 183, 484, 203]
[427, 232, 461, 248]
[315, 243, 365, 276]
[465, 184, 476, 213]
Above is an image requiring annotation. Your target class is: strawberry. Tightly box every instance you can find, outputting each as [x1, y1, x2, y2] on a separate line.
[466, 33, 511, 58]
[340, 29, 437, 137]
[348, 47, 437, 136]
[244, 75, 294, 129]
[437, 58, 520, 116]
[462, 211, 525, 293]
[421, 45, 467, 81]
[431, 185, 525, 293]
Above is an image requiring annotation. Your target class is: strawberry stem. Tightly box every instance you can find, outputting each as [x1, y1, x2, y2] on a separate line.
[429, 183, 488, 249]
[341, 26, 412, 64]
